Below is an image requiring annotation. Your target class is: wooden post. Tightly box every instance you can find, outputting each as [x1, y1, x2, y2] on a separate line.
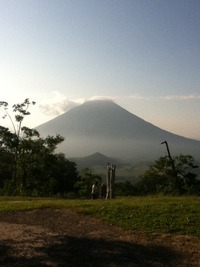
[106, 163, 110, 199]
[106, 163, 116, 199]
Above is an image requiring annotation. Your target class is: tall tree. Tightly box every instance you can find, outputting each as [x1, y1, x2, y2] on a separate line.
[0, 99, 37, 193]
[0, 99, 79, 196]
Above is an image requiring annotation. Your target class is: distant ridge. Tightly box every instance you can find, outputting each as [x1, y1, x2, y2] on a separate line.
[76, 152, 114, 163]
[70, 152, 121, 171]
[36, 100, 200, 162]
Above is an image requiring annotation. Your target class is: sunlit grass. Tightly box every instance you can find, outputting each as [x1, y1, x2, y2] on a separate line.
[1, 196, 200, 238]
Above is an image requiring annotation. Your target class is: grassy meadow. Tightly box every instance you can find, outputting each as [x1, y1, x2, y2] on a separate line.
[0, 196, 200, 238]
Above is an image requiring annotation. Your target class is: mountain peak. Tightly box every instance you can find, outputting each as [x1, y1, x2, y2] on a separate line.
[36, 100, 200, 161]
[74, 99, 126, 114]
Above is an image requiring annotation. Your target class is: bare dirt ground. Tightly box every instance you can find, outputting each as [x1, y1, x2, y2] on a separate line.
[0, 208, 200, 267]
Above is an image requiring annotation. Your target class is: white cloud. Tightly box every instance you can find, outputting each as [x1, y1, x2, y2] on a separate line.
[39, 93, 118, 116]
[39, 91, 82, 116]
[162, 94, 200, 100]
[39, 92, 200, 118]
[88, 95, 114, 101]
[41, 92, 198, 118]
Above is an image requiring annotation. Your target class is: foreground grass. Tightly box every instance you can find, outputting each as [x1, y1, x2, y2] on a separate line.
[0, 196, 200, 238]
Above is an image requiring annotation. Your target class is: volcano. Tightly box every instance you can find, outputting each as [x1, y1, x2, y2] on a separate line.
[36, 100, 200, 163]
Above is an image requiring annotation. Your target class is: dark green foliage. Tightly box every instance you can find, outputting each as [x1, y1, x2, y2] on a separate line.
[75, 168, 102, 198]
[136, 154, 200, 195]
[0, 99, 79, 196]
[115, 181, 137, 196]
[47, 153, 79, 195]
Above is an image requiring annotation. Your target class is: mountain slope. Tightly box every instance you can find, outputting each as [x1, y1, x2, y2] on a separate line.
[37, 100, 172, 139]
[36, 100, 200, 162]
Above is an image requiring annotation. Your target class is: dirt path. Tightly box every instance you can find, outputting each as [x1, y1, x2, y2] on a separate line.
[0, 208, 200, 267]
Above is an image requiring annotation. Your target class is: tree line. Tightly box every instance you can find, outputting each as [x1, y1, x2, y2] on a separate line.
[0, 99, 199, 197]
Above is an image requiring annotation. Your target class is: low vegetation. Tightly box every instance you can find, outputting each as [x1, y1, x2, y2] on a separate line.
[1, 196, 200, 238]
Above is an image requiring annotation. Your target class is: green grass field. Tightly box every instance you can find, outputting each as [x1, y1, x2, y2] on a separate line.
[1, 196, 200, 238]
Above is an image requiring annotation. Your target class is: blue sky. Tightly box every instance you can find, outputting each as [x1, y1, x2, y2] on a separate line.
[0, 0, 200, 140]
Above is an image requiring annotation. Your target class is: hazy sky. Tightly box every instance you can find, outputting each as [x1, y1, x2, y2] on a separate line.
[1, 0, 200, 140]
